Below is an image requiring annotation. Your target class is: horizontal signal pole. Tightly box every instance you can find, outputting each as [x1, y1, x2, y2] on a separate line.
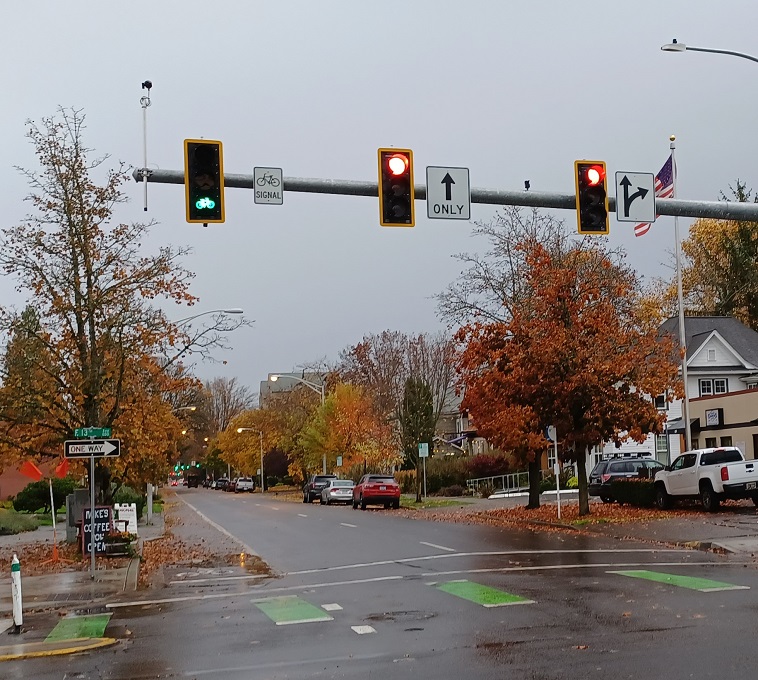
[133, 168, 758, 222]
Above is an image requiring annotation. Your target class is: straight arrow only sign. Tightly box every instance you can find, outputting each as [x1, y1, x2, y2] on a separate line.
[64, 439, 121, 459]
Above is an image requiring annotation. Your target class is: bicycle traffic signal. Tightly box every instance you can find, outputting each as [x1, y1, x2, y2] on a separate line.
[184, 139, 225, 224]
[574, 161, 609, 235]
[378, 148, 415, 227]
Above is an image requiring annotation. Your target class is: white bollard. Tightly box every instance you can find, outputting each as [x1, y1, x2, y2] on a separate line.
[11, 553, 22, 633]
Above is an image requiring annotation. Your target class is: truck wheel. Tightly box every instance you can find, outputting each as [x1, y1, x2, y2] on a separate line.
[655, 486, 670, 510]
[701, 486, 720, 512]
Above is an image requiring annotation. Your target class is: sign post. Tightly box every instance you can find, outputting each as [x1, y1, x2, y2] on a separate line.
[418, 442, 429, 499]
[546, 426, 560, 520]
[65, 437, 120, 578]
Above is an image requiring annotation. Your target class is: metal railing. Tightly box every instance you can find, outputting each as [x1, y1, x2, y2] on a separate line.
[467, 465, 578, 495]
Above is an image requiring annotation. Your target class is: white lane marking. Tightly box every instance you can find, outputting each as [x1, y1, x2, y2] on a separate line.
[419, 541, 456, 552]
[285, 548, 686, 576]
[276, 616, 334, 626]
[322, 603, 343, 611]
[268, 506, 280, 511]
[180, 497, 258, 556]
[255, 503, 261, 507]
[420, 561, 720, 577]
[298, 514, 308, 518]
[340, 522, 357, 528]
[0, 619, 12, 634]
[352, 625, 376, 635]
[110, 560, 722, 611]
[107, 575, 403, 609]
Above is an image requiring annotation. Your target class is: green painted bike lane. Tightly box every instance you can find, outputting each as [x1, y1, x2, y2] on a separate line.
[609, 570, 750, 592]
[45, 613, 113, 642]
[254, 596, 334, 625]
[431, 580, 535, 607]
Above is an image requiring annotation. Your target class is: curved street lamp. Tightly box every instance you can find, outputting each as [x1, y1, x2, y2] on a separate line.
[269, 373, 327, 472]
[661, 39, 758, 64]
[236, 428, 265, 492]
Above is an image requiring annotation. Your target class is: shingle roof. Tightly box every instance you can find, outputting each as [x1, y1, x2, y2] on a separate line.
[659, 316, 758, 366]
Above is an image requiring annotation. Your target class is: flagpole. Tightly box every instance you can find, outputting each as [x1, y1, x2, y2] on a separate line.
[671, 135, 692, 452]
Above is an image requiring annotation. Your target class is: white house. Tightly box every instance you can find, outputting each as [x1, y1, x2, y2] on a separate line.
[595, 316, 758, 470]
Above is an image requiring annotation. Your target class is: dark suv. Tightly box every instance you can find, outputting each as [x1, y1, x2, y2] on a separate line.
[589, 457, 664, 503]
[303, 474, 338, 503]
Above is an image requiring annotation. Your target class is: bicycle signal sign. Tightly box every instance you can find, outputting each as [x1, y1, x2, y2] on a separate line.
[253, 167, 283, 205]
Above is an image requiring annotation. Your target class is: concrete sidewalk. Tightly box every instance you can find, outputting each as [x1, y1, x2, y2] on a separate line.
[0, 512, 165, 660]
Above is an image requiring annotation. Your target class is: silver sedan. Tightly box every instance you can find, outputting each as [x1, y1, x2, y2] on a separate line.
[320, 479, 355, 505]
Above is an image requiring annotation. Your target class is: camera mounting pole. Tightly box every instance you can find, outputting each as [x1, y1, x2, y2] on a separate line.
[139, 80, 153, 211]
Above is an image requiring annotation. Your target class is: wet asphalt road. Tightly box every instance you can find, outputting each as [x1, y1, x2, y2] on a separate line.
[8, 488, 758, 679]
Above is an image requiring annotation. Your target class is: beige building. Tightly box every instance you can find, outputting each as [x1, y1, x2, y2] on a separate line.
[686, 388, 758, 460]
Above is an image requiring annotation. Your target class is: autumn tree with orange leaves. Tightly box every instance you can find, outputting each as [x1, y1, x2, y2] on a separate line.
[0, 109, 245, 496]
[456, 241, 680, 515]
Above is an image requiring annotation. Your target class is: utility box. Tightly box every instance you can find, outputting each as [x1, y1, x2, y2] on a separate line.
[66, 489, 90, 543]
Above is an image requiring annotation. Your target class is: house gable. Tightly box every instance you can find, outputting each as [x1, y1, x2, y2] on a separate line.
[688, 330, 755, 370]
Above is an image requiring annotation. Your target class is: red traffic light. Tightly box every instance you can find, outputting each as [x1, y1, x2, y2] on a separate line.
[387, 153, 409, 176]
[584, 165, 605, 186]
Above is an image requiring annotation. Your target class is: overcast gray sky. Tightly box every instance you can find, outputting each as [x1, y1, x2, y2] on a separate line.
[2, 1, 757, 395]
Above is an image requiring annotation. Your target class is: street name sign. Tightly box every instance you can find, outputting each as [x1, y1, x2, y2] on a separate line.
[426, 166, 471, 220]
[254, 167, 283, 205]
[65, 439, 121, 459]
[614, 172, 655, 223]
[74, 427, 112, 439]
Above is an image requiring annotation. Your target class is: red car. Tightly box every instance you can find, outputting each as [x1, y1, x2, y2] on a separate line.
[353, 474, 401, 510]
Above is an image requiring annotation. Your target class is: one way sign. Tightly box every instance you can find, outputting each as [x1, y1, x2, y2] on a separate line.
[615, 172, 655, 223]
[64, 439, 121, 459]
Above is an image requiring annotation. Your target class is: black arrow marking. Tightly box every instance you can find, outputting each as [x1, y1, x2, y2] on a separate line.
[620, 176, 650, 217]
[441, 173, 455, 201]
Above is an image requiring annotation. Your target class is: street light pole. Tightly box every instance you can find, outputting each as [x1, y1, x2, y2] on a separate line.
[661, 39, 758, 64]
[269, 374, 327, 473]
[236, 428, 265, 493]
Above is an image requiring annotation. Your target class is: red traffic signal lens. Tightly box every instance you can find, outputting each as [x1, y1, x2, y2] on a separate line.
[387, 154, 409, 176]
[585, 165, 605, 186]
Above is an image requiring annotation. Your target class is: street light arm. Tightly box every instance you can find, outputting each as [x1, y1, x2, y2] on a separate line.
[661, 40, 758, 64]
[269, 374, 326, 403]
[173, 308, 244, 326]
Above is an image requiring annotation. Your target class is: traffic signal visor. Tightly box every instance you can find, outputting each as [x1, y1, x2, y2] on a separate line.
[184, 139, 225, 224]
[378, 148, 415, 227]
[575, 160, 609, 235]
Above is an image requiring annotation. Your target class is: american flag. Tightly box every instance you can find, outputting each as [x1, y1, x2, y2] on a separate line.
[634, 154, 675, 237]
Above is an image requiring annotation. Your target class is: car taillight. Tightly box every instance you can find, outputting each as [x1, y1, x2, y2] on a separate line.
[721, 467, 729, 481]
[601, 474, 611, 483]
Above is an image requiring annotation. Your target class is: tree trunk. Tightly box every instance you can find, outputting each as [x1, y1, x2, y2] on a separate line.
[527, 458, 541, 509]
[577, 449, 590, 516]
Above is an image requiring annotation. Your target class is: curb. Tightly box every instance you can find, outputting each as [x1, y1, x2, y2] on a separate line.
[0, 636, 117, 661]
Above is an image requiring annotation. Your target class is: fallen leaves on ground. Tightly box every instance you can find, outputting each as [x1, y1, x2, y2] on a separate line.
[0, 541, 129, 576]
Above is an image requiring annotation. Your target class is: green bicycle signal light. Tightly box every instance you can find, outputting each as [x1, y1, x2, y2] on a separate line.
[184, 139, 225, 224]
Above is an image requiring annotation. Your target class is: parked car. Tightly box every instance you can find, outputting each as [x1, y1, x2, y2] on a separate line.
[235, 477, 255, 493]
[226, 478, 238, 492]
[353, 474, 401, 510]
[654, 447, 758, 512]
[209, 480, 217, 489]
[303, 474, 338, 503]
[215, 478, 229, 491]
[589, 457, 664, 503]
[320, 479, 355, 505]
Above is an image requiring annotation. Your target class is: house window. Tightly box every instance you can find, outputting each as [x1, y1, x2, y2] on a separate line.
[714, 379, 727, 394]
[654, 394, 668, 410]
[699, 379, 727, 396]
[707, 349, 716, 362]
[721, 436, 733, 447]
[705, 437, 717, 448]
[748, 383, 758, 390]
[699, 380, 713, 396]
[655, 435, 668, 455]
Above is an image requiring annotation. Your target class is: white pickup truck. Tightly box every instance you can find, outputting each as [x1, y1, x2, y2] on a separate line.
[654, 447, 758, 512]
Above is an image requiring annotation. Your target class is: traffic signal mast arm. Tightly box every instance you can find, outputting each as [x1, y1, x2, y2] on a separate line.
[133, 168, 758, 222]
